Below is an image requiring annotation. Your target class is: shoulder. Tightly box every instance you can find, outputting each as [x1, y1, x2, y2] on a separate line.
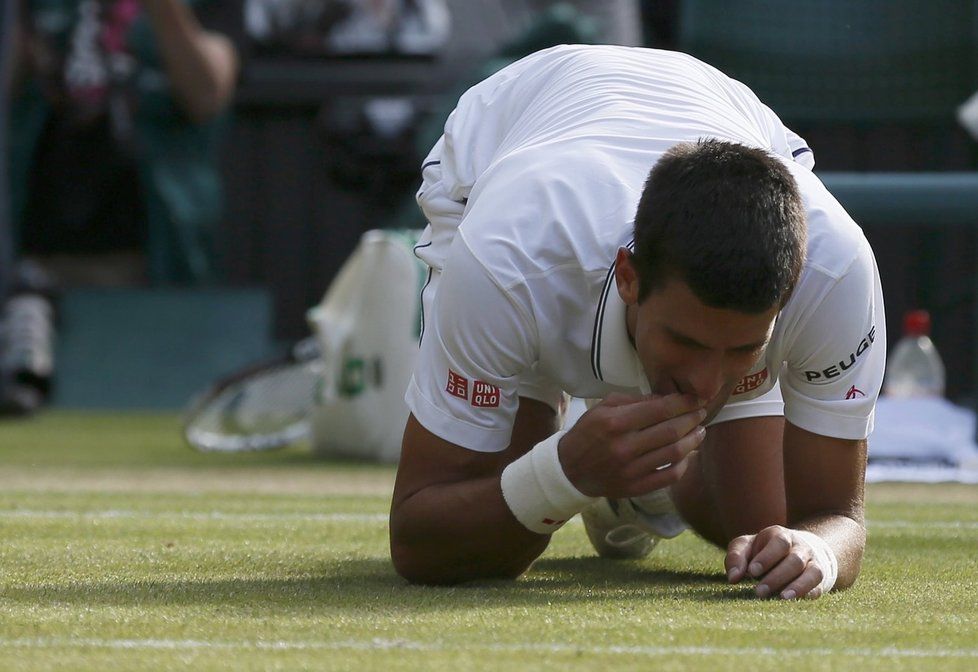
[773, 162, 883, 375]
[460, 145, 639, 289]
[788, 163, 875, 281]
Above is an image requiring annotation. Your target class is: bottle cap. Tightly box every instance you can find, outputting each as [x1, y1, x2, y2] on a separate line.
[903, 310, 931, 336]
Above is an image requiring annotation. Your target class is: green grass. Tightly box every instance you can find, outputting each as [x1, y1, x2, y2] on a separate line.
[1, 412, 977, 671]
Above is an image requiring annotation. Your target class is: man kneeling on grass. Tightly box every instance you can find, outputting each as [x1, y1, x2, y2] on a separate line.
[389, 45, 885, 599]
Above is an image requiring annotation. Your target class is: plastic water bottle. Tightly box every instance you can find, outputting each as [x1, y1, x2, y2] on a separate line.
[882, 310, 946, 398]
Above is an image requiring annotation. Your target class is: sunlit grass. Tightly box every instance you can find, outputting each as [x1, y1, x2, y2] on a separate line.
[1, 412, 976, 671]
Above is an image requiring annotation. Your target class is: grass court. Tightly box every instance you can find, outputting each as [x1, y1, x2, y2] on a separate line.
[1, 412, 976, 671]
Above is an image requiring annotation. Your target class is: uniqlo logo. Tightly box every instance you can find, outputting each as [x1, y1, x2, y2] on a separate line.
[446, 370, 469, 400]
[733, 368, 768, 395]
[471, 381, 500, 408]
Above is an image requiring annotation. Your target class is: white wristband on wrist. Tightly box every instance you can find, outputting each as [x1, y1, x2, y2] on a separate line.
[500, 430, 597, 534]
[794, 530, 839, 595]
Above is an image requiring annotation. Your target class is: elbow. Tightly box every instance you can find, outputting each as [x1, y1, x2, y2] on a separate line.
[388, 509, 459, 585]
[183, 100, 221, 124]
[179, 47, 239, 123]
[180, 87, 233, 124]
[390, 541, 528, 586]
[189, 36, 239, 123]
[389, 520, 535, 585]
[390, 540, 458, 586]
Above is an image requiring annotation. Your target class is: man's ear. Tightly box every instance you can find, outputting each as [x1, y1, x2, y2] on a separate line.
[614, 247, 640, 305]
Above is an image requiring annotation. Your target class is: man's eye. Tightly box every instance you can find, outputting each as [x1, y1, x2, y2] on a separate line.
[674, 336, 704, 349]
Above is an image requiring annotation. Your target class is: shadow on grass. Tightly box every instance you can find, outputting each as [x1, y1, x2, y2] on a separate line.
[529, 556, 756, 602]
[4, 555, 755, 612]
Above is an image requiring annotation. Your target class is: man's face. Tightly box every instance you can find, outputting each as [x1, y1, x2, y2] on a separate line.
[615, 249, 779, 420]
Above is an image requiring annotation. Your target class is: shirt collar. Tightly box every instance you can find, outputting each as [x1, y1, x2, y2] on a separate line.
[590, 242, 650, 393]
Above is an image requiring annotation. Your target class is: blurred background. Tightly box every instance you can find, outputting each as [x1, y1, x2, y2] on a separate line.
[2, 0, 977, 420]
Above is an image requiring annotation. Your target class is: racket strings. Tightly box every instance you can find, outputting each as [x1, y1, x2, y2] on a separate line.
[185, 359, 325, 452]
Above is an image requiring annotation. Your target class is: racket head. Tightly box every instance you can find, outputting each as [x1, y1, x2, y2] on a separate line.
[183, 341, 325, 453]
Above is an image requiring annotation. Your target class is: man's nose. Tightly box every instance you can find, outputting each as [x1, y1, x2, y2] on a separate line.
[684, 355, 726, 402]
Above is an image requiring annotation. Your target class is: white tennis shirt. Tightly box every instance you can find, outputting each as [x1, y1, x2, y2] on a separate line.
[405, 45, 886, 452]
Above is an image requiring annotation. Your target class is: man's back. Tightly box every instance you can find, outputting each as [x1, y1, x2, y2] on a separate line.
[417, 45, 814, 292]
[433, 45, 803, 207]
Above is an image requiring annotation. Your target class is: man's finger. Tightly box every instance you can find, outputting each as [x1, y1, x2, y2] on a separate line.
[626, 452, 690, 496]
[745, 527, 793, 579]
[725, 534, 754, 583]
[625, 423, 705, 478]
[753, 545, 812, 598]
[609, 393, 704, 431]
[630, 408, 706, 456]
[601, 393, 640, 408]
[778, 563, 825, 600]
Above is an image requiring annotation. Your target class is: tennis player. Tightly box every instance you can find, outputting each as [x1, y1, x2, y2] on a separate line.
[390, 46, 885, 600]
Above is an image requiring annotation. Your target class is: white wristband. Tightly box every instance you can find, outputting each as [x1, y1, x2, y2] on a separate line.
[500, 430, 597, 534]
[794, 530, 839, 595]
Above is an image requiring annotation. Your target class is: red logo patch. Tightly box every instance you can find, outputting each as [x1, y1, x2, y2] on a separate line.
[733, 368, 768, 395]
[446, 370, 469, 400]
[845, 385, 866, 400]
[471, 380, 501, 408]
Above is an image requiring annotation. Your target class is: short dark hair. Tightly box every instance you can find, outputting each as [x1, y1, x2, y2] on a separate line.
[631, 139, 806, 312]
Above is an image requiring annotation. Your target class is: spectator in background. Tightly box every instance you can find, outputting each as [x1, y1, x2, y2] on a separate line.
[245, 0, 451, 56]
[2, 0, 239, 416]
[9, 0, 239, 286]
[497, 0, 644, 47]
[1, 0, 55, 416]
[1, 0, 22, 412]
[1, 0, 15, 302]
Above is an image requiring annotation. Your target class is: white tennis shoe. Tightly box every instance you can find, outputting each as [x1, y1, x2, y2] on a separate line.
[581, 488, 688, 559]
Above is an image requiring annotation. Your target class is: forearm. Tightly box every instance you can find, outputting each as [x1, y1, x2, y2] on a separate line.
[390, 476, 550, 585]
[672, 417, 788, 548]
[140, 0, 238, 122]
[783, 424, 868, 591]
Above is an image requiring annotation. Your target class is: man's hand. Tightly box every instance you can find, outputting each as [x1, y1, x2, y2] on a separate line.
[725, 525, 833, 600]
[559, 393, 707, 498]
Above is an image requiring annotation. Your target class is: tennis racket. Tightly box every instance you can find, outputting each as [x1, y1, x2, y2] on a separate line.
[182, 337, 326, 452]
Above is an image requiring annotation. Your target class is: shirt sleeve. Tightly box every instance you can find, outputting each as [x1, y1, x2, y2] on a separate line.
[780, 242, 887, 440]
[784, 127, 815, 170]
[405, 234, 537, 452]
